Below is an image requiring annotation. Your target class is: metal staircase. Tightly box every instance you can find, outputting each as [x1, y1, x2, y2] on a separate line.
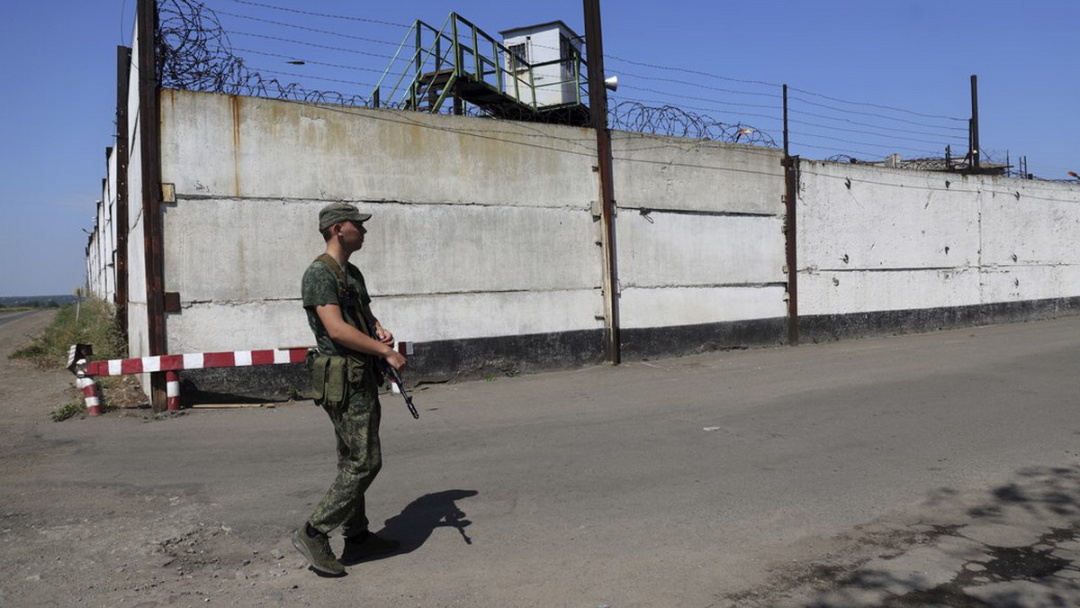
[372, 13, 590, 126]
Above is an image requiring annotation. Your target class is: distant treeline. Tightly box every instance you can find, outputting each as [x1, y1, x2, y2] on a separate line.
[0, 295, 81, 309]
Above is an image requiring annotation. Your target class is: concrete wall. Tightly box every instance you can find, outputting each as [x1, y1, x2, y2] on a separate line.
[85, 84, 1080, 399]
[611, 134, 788, 355]
[150, 91, 797, 388]
[87, 147, 118, 300]
[125, 33, 150, 364]
[158, 91, 607, 379]
[612, 134, 787, 324]
[797, 160, 1080, 339]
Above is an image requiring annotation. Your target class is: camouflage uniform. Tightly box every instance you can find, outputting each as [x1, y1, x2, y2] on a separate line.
[301, 258, 383, 538]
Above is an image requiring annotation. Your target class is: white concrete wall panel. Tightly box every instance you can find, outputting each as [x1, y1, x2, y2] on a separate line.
[799, 162, 980, 315]
[798, 162, 1080, 315]
[980, 187, 1080, 268]
[620, 286, 787, 328]
[159, 91, 597, 208]
[384, 290, 605, 342]
[799, 162, 981, 272]
[167, 289, 602, 353]
[801, 268, 982, 314]
[166, 301, 311, 354]
[619, 212, 785, 288]
[981, 266, 1080, 303]
[163, 198, 322, 302]
[612, 133, 784, 216]
[369, 203, 600, 296]
[164, 198, 599, 303]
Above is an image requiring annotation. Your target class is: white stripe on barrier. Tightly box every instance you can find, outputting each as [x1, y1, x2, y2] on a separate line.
[144, 356, 162, 373]
[235, 350, 253, 367]
[273, 349, 290, 364]
[183, 353, 203, 370]
[167, 382, 180, 398]
[108, 360, 123, 376]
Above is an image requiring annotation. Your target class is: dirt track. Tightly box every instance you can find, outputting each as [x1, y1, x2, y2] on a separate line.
[0, 312, 317, 607]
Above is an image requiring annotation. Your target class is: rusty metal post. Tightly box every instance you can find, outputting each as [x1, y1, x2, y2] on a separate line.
[138, 0, 168, 411]
[115, 45, 131, 344]
[583, 0, 620, 365]
[969, 75, 980, 171]
[783, 84, 799, 345]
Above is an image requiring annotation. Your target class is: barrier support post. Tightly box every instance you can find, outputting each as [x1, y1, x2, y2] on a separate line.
[166, 371, 180, 412]
[76, 364, 103, 417]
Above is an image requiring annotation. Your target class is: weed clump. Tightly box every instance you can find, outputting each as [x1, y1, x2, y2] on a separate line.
[10, 297, 126, 368]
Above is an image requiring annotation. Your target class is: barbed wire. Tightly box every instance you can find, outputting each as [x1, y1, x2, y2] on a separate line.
[156, 0, 1010, 164]
[610, 102, 777, 146]
[159, 0, 370, 104]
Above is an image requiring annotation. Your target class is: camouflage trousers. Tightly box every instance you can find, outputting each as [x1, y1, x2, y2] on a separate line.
[308, 370, 383, 537]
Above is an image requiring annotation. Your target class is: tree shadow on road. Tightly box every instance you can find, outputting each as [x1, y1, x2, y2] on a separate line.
[356, 489, 478, 562]
[721, 465, 1080, 608]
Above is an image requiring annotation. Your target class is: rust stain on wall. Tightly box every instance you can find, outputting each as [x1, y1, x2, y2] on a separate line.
[231, 95, 242, 196]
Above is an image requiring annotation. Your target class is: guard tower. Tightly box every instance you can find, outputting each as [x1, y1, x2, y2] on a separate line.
[500, 21, 584, 108]
[372, 13, 589, 126]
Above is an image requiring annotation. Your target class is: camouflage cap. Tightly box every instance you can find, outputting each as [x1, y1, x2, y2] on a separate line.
[318, 202, 371, 232]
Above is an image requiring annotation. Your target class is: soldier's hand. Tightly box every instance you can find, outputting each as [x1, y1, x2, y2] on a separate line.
[384, 349, 407, 372]
[375, 324, 394, 345]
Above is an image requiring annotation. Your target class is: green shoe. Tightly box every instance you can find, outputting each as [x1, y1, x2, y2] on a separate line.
[341, 531, 401, 564]
[292, 525, 345, 576]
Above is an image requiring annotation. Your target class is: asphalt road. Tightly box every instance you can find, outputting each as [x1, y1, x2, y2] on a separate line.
[0, 310, 38, 328]
[8, 315, 1080, 607]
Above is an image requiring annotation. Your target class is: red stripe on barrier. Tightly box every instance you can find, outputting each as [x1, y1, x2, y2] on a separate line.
[121, 358, 143, 375]
[202, 352, 236, 368]
[85, 361, 109, 376]
[161, 354, 185, 371]
[289, 348, 309, 363]
[251, 350, 275, 366]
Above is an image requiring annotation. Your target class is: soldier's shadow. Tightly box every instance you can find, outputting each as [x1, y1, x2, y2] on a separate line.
[364, 489, 479, 561]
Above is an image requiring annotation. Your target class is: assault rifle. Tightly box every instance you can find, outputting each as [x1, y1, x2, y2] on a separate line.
[356, 313, 419, 419]
[384, 353, 420, 419]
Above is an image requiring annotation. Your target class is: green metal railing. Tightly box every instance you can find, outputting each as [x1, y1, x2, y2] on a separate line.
[372, 12, 588, 117]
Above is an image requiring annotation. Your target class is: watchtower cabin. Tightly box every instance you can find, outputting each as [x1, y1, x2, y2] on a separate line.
[500, 21, 584, 109]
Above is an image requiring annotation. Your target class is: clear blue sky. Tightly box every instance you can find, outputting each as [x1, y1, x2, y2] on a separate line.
[1, 1, 1077, 297]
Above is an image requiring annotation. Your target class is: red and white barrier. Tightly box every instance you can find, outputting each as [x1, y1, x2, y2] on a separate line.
[68, 345, 312, 414]
[83, 348, 310, 377]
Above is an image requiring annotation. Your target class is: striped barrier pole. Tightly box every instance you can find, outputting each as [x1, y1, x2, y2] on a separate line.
[76, 367, 102, 416]
[82, 347, 311, 377]
[166, 371, 181, 412]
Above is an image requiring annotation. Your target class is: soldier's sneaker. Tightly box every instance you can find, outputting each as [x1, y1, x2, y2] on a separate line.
[341, 531, 401, 564]
[292, 525, 345, 576]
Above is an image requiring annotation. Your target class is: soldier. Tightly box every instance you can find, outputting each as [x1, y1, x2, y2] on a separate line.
[293, 202, 407, 576]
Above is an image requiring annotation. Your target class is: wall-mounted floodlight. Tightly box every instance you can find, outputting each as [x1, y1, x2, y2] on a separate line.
[604, 75, 618, 91]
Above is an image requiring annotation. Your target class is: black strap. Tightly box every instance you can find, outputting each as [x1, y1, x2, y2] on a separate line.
[314, 254, 376, 339]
